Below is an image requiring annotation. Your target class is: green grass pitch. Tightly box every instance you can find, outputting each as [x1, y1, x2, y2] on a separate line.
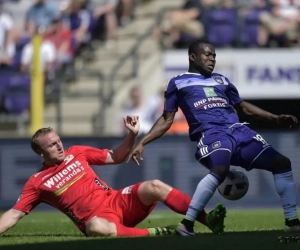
[1, 209, 300, 250]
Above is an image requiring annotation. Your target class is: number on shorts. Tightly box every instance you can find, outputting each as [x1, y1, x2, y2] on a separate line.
[253, 134, 269, 147]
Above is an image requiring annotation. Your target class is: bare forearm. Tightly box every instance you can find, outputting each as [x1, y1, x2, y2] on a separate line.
[0, 209, 23, 235]
[140, 115, 173, 146]
[238, 101, 278, 121]
[112, 131, 137, 163]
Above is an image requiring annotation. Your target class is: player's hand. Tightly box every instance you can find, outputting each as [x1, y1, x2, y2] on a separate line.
[276, 115, 299, 128]
[123, 115, 140, 135]
[126, 143, 144, 165]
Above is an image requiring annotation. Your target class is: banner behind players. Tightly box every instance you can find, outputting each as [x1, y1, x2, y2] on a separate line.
[163, 49, 300, 99]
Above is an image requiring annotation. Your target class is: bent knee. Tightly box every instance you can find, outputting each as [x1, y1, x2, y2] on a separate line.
[271, 154, 291, 174]
[149, 179, 172, 194]
[149, 179, 165, 189]
[85, 217, 117, 237]
[138, 180, 172, 204]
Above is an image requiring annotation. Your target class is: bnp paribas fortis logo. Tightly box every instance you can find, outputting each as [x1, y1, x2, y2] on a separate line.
[203, 87, 217, 97]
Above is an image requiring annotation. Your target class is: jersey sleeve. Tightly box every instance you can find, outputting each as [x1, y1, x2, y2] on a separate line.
[225, 78, 243, 105]
[164, 78, 178, 112]
[12, 178, 40, 214]
[76, 146, 108, 165]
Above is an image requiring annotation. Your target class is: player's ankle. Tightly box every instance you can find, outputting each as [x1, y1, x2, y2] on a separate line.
[147, 228, 156, 236]
[202, 214, 208, 224]
[147, 226, 175, 236]
[181, 218, 195, 232]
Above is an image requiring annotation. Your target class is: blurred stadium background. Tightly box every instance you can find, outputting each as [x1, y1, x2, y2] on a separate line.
[0, 0, 300, 213]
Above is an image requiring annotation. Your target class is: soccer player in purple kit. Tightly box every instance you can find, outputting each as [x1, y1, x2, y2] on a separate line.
[128, 39, 300, 235]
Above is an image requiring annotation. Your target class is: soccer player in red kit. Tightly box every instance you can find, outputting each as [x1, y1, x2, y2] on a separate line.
[0, 116, 226, 237]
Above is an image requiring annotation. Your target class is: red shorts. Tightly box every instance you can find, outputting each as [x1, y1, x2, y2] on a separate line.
[83, 182, 157, 232]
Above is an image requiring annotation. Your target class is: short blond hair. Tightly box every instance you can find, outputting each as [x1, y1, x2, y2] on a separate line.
[31, 127, 54, 154]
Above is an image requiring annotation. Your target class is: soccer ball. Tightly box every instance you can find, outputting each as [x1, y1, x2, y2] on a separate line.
[217, 169, 249, 201]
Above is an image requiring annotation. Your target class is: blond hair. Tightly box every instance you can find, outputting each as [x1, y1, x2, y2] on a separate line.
[31, 127, 54, 154]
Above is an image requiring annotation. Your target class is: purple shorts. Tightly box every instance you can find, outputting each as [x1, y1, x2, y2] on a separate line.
[195, 124, 279, 171]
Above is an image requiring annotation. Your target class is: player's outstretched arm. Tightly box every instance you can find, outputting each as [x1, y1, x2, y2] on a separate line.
[235, 101, 299, 128]
[0, 209, 25, 235]
[139, 111, 175, 145]
[127, 111, 176, 165]
[235, 101, 278, 121]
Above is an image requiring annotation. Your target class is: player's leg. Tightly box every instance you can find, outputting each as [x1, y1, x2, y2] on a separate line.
[115, 181, 214, 236]
[267, 153, 299, 230]
[137, 180, 206, 223]
[236, 129, 299, 230]
[177, 136, 233, 236]
[85, 201, 173, 237]
[248, 148, 299, 230]
[136, 180, 225, 233]
[114, 183, 176, 236]
[136, 179, 222, 232]
[85, 216, 152, 237]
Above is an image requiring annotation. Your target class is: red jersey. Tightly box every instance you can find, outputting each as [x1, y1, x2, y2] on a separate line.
[44, 27, 74, 56]
[13, 145, 113, 231]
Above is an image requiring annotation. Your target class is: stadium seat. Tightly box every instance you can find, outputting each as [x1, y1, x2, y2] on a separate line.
[2, 73, 31, 114]
[175, 33, 202, 49]
[11, 37, 31, 70]
[240, 9, 263, 47]
[206, 9, 238, 47]
[64, 10, 95, 40]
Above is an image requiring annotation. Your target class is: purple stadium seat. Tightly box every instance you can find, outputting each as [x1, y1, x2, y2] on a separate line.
[1, 73, 31, 114]
[63, 10, 94, 48]
[240, 9, 263, 46]
[12, 37, 31, 70]
[175, 33, 202, 48]
[68, 13, 82, 31]
[0, 77, 9, 93]
[64, 10, 94, 32]
[206, 9, 238, 47]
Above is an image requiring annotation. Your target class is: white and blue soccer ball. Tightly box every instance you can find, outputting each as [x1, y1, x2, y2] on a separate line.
[217, 169, 249, 201]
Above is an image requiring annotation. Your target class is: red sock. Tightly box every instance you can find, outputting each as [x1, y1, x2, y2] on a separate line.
[164, 188, 207, 224]
[116, 223, 150, 237]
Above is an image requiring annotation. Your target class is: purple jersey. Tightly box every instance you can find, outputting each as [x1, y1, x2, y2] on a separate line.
[164, 72, 243, 141]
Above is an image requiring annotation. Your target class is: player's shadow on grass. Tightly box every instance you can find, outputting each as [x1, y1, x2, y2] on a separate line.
[1, 230, 297, 250]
